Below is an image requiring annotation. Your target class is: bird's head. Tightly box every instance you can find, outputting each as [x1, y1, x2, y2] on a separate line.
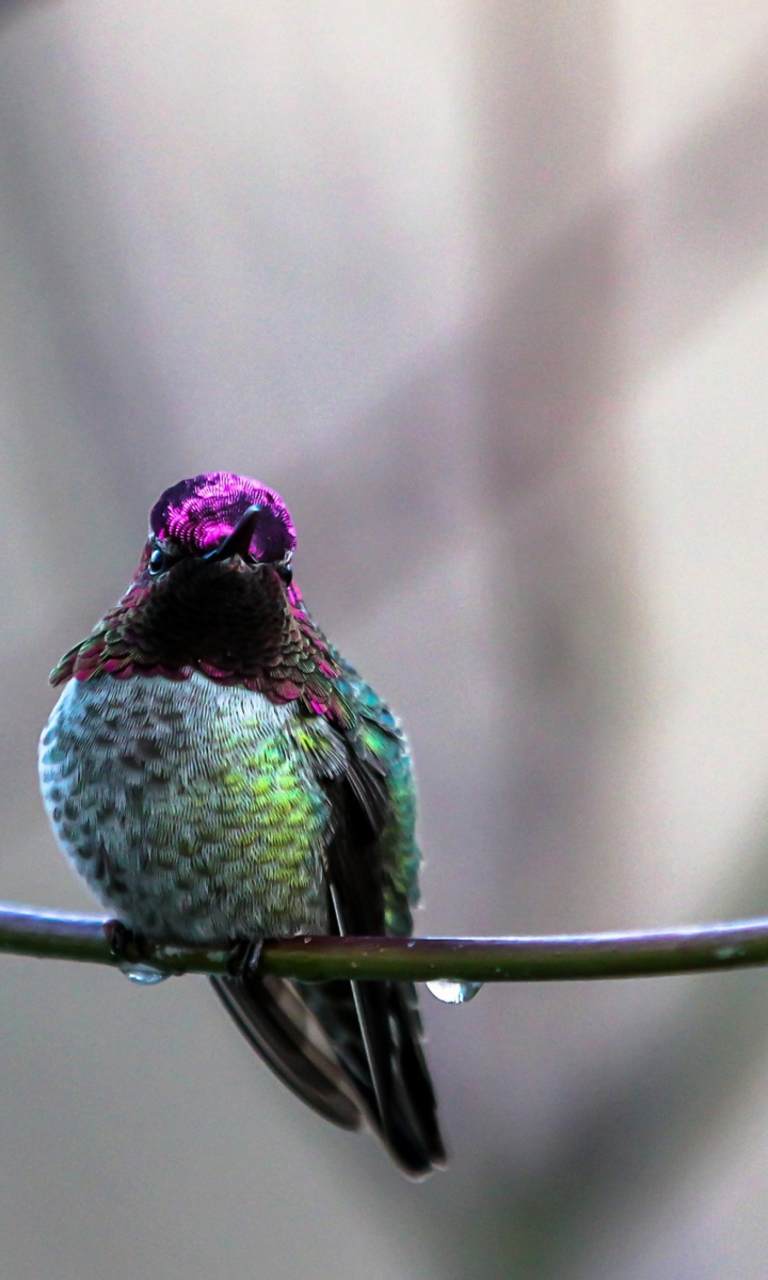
[144, 471, 296, 585]
[51, 473, 343, 712]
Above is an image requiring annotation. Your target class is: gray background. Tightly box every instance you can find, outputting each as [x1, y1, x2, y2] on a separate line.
[2, 3, 768, 1277]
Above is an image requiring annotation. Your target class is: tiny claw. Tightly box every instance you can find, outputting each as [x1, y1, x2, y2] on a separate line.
[227, 937, 264, 982]
[104, 920, 168, 985]
[105, 919, 139, 962]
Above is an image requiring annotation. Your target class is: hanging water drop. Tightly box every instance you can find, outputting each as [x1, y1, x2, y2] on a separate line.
[121, 964, 169, 986]
[426, 978, 483, 1004]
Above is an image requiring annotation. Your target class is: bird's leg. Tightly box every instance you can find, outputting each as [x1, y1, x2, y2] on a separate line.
[104, 918, 141, 962]
[227, 937, 264, 982]
[104, 919, 169, 986]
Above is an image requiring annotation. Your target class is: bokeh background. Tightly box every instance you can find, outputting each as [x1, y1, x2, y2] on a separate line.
[2, 2, 768, 1276]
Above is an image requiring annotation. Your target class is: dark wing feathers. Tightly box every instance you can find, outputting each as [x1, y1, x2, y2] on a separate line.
[213, 698, 445, 1177]
[211, 972, 362, 1130]
[321, 770, 445, 1175]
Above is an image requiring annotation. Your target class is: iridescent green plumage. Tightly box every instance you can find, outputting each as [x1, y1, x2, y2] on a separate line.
[39, 472, 444, 1176]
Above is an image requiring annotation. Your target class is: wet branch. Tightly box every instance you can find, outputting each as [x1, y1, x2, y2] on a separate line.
[2, 901, 768, 982]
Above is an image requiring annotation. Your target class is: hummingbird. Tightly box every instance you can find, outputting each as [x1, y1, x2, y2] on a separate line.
[38, 471, 445, 1176]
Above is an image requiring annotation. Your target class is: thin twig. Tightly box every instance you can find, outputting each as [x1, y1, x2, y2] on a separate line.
[1, 901, 768, 983]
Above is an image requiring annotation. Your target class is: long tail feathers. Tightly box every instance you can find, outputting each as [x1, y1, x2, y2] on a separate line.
[211, 974, 363, 1131]
[211, 972, 446, 1177]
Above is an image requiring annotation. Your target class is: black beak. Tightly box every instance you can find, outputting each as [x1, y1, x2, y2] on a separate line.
[203, 504, 262, 563]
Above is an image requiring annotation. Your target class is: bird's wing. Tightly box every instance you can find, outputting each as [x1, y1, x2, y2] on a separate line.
[318, 763, 446, 1175]
[212, 694, 445, 1176]
[211, 968, 363, 1131]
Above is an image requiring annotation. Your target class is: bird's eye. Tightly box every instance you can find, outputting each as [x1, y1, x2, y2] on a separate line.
[148, 547, 167, 576]
[277, 561, 293, 587]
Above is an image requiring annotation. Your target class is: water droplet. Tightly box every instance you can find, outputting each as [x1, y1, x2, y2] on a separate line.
[426, 978, 483, 1004]
[121, 964, 169, 986]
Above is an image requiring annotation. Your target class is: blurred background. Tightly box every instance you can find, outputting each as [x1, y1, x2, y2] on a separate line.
[1, 2, 768, 1276]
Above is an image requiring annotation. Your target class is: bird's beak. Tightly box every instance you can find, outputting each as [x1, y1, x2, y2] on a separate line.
[203, 504, 262, 563]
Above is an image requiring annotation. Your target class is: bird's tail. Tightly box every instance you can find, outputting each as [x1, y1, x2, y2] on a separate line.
[211, 971, 446, 1177]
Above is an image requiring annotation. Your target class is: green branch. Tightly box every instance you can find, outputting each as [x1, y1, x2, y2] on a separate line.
[1, 900, 768, 982]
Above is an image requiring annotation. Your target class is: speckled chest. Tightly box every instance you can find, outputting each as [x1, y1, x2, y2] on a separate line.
[38, 673, 332, 941]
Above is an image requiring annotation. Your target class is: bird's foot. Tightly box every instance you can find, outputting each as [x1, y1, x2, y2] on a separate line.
[104, 918, 139, 961]
[227, 937, 264, 983]
[104, 919, 169, 986]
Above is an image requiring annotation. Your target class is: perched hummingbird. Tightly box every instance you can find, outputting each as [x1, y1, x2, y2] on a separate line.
[38, 472, 445, 1176]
